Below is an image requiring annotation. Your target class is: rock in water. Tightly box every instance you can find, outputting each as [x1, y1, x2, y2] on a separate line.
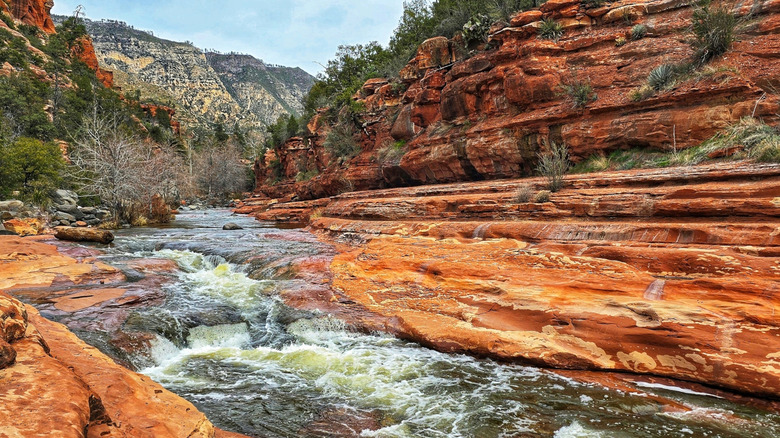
[222, 223, 243, 230]
[55, 227, 114, 244]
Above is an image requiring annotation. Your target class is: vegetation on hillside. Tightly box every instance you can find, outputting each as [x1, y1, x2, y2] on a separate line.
[0, 12, 250, 225]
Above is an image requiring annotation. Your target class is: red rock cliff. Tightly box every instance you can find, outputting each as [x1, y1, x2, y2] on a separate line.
[1, 0, 55, 33]
[255, 0, 780, 200]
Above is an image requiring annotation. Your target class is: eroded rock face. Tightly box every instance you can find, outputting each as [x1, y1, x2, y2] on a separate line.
[1, 0, 55, 33]
[254, 0, 780, 199]
[293, 162, 780, 398]
[0, 236, 229, 437]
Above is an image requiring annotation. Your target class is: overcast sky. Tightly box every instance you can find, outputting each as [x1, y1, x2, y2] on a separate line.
[51, 1, 405, 76]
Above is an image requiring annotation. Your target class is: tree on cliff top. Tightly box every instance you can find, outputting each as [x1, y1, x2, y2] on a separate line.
[303, 0, 533, 120]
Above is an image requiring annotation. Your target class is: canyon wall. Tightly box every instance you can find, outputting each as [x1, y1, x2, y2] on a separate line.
[254, 0, 780, 200]
[0, 0, 55, 33]
[68, 16, 314, 131]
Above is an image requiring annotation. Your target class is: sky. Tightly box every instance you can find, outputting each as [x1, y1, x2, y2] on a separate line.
[51, 1, 405, 76]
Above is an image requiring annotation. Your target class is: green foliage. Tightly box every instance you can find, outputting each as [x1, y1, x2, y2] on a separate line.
[630, 24, 647, 40]
[691, 2, 737, 64]
[647, 64, 676, 90]
[562, 79, 596, 108]
[462, 14, 491, 46]
[0, 72, 54, 140]
[0, 137, 63, 202]
[304, 0, 536, 118]
[537, 142, 569, 192]
[0, 11, 15, 29]
[324, 124, 360, 160]
[538, 18, 564, 41]
[286, 114, 299, 138]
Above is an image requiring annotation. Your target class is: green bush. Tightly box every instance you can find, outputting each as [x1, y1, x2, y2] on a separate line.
[647, 64, 676, 90]
[631, 24, 647, 40]
[0, 11, 15, 30]
[562, 80, 596, 108]
[324, 124, 361, 160]
[538, 18, 564, 41]
[462, 13, 491, 46]
[691, 3, 737, 64]
[537, 142, 570, 192]
[0, 137, 63, 202]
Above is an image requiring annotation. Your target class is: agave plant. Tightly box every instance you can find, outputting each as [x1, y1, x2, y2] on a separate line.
[647, 64, 676, 91]
[538, 18, 564, 41]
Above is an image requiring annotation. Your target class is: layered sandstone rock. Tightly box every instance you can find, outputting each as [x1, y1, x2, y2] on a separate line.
[261, 161, 780, 398]
[0, 236, 236, 437]
[0, 0, 55, 33]
[254, 0, 780, 199]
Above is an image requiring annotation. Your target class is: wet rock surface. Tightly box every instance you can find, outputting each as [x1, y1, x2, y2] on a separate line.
[0, 235, 233, 437]
[273, 161, 780, 399]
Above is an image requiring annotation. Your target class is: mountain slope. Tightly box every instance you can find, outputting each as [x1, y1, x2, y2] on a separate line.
[206, 52, 314, 121]
[57, 16, 315, 130]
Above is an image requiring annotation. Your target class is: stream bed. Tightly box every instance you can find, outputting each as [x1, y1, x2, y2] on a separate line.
[43, 210, 780, 437]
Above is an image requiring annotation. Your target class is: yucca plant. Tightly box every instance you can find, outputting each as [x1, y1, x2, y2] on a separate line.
[647, 64, 676, 90]
[631, 24, 647, 40]
[538, 18, 564, 41]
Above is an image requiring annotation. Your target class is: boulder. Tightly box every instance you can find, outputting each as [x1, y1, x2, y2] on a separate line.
[0, 200, 23, 212]
[52, 190, 78, 206]
[54, 227, 114, 244]
[2, 218, 43, 236]
[222, 223, 243, 231]
[54, 212, 76, 223]
[74, 221, 88, 227]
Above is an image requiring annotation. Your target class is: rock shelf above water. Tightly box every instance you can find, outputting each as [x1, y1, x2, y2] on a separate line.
[240, 161, 780, 399]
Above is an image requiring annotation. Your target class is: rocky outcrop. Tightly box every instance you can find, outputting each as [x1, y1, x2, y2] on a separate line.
[254, 0, 780, 199]
[72, 35, 114, 88]
[0, 0, 55, 33]
[0, 236, 235, 437]
[66, 17, 315, 130]
[239, 161, 780, 399]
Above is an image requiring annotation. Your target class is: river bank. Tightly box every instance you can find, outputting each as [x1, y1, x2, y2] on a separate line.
[239, 161, 780, 400]
[2, 207, 780, 437]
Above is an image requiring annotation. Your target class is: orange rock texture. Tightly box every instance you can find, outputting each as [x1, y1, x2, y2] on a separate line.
[0, 236, 240, 437]
[0, 0, 55, 33]
[238, 162, 780, 399]
[252, 0, 780, 200]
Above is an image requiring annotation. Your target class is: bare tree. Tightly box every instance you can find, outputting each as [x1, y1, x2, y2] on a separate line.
[69, 106, 190, 224]
[192, 140, 248, 200]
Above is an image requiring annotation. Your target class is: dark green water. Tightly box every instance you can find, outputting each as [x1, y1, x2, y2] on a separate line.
[70, 210, 780, 437]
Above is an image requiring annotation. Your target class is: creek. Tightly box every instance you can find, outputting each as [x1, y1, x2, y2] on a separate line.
[47, 210, 780, 437]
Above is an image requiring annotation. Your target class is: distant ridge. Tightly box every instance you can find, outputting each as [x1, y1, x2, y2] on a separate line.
[53, 15, 315, 131]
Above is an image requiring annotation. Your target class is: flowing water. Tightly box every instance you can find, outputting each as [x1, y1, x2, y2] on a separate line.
[49, 210, 780, 437]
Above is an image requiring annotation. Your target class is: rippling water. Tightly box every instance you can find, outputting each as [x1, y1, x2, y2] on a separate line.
[65, 210, 780, 437]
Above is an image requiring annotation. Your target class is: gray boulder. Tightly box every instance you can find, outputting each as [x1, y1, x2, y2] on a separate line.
[222, 223, 243, 231]
[54, 212, 76, 222]
[0, 200, 23, 211]
[53, 190, 78, 206]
